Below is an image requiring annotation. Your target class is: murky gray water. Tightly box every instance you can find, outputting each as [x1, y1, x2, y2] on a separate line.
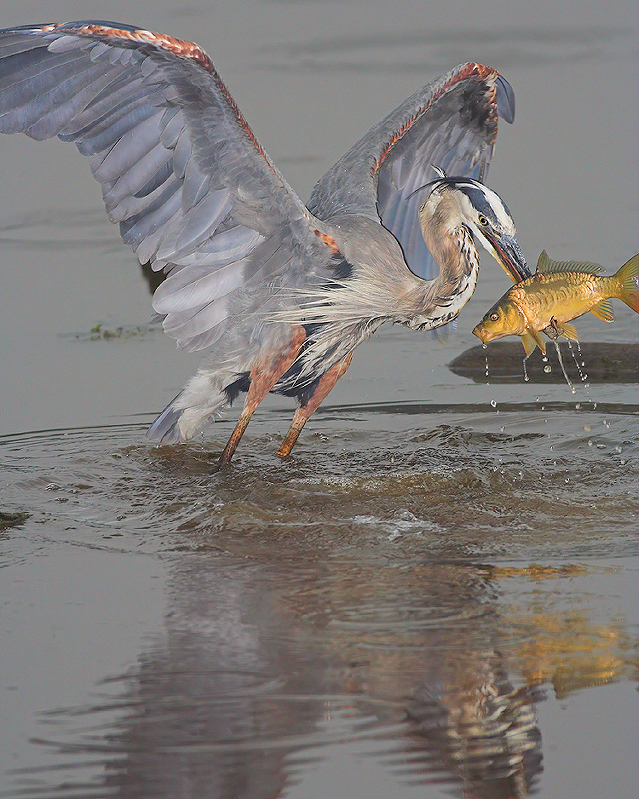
[1, 1, 637, 797]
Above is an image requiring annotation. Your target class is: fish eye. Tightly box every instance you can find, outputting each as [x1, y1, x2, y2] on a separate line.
[478, 215, 489, 226]
[490, 312, 500, 321]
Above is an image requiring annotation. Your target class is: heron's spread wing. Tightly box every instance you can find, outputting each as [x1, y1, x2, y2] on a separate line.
[308, 63, 515, 280]
[0, 21, 331, 351]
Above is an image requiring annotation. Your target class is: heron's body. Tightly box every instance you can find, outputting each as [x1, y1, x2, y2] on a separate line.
[0, 21, 530, 461]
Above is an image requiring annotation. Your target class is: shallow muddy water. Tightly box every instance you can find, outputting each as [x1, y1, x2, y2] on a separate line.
[1, 1, 638, 798]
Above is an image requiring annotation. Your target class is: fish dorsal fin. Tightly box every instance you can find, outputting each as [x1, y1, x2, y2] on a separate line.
[560, 322, 580, 341]
[590, 299, 615, 322]
[536, 250, 603, 275]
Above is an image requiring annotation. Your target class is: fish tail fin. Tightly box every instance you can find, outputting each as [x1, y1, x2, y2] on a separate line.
[613, 254, 639, 313]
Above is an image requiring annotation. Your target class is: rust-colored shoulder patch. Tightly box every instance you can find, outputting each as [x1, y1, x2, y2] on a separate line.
[313, 229, 340, 255]
[40, 23, 215, 71]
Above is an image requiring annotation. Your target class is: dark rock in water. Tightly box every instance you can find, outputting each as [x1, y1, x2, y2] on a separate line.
[0, 510, 30, 530]
[449, 342, 639, 384]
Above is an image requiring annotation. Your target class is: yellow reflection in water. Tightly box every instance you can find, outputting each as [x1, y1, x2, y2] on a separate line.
[487, 564, 635, 698]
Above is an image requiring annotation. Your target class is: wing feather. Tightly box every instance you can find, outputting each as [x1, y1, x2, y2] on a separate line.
[0, 25, 516, 357]
[308, 62, 514, 280]
[0, 21, 331, 352]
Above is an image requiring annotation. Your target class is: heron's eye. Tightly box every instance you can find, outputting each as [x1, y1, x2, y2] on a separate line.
[478, 215, 489, 226]
[490, 312, 500, 321]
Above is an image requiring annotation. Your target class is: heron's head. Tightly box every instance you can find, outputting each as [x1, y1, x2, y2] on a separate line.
[420, 176, 530, 283]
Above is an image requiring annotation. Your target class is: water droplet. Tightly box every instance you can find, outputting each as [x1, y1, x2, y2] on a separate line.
[584, 424, 591, 431]
[543, 364, 552, 373]
[490, 399, 497, 408]
[575, 403, 581, 410]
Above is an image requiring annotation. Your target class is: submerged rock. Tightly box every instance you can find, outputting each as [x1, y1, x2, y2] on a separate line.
[449, 342, 639, 384]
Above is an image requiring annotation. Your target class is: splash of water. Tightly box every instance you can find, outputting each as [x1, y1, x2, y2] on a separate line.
[566, 340, 589, 383]
[552, 340, 576, 393]
[483, 343, 490, 383]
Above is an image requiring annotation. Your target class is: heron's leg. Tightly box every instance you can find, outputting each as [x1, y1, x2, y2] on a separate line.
[219, 327, 306, 465]
[277, 352, 353, 458]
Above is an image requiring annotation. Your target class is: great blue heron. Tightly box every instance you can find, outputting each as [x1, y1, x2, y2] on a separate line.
[0, 21, 530, 462]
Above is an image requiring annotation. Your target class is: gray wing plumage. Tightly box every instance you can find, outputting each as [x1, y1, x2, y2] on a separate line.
[308, 63, 515, 280]
[0, 21, 334, 352]
[0, 23, 515, 359]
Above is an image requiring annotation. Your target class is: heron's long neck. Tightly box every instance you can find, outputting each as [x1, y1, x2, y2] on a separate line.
[404, 223, 480, 330]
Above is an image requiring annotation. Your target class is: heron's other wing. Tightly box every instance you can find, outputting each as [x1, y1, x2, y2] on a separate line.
[308, 63, 515, 280]
[0, 21, 331, 351]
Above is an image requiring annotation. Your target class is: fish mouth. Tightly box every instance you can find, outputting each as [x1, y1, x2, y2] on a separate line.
[472, 324, 494, 343]
[486, 233, 531, 284]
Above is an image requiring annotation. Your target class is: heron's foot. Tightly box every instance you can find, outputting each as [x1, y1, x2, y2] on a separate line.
[277, 353, 353, 458]
[218, 327, 306, 464]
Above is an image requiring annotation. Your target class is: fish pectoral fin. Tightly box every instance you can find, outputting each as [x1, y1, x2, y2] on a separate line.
[590, 299, 615, 322]
[560, 322, 579, 341]
[521, 331, 545, 356]
[533, 329, 547, 354]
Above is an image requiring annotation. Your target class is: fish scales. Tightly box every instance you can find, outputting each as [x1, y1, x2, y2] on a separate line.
[509, 271, 613, 327]
[472, 252, 639, 356]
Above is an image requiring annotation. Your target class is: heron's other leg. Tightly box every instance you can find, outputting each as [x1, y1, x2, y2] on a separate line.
[277, 353, 353, 458]
[219, 327, 306, 465]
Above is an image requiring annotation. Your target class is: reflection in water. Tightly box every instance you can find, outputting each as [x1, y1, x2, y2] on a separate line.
[1, 411, 637, 799]
[64, 557, 548, 799]
[26, 546, 631, 799]
[407, 673, 542, 799]
[105, 564, 294, 799]
[18, 539, 632, 799]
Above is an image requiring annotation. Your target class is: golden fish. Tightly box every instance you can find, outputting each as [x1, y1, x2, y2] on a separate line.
[472, 251, 639, 355]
